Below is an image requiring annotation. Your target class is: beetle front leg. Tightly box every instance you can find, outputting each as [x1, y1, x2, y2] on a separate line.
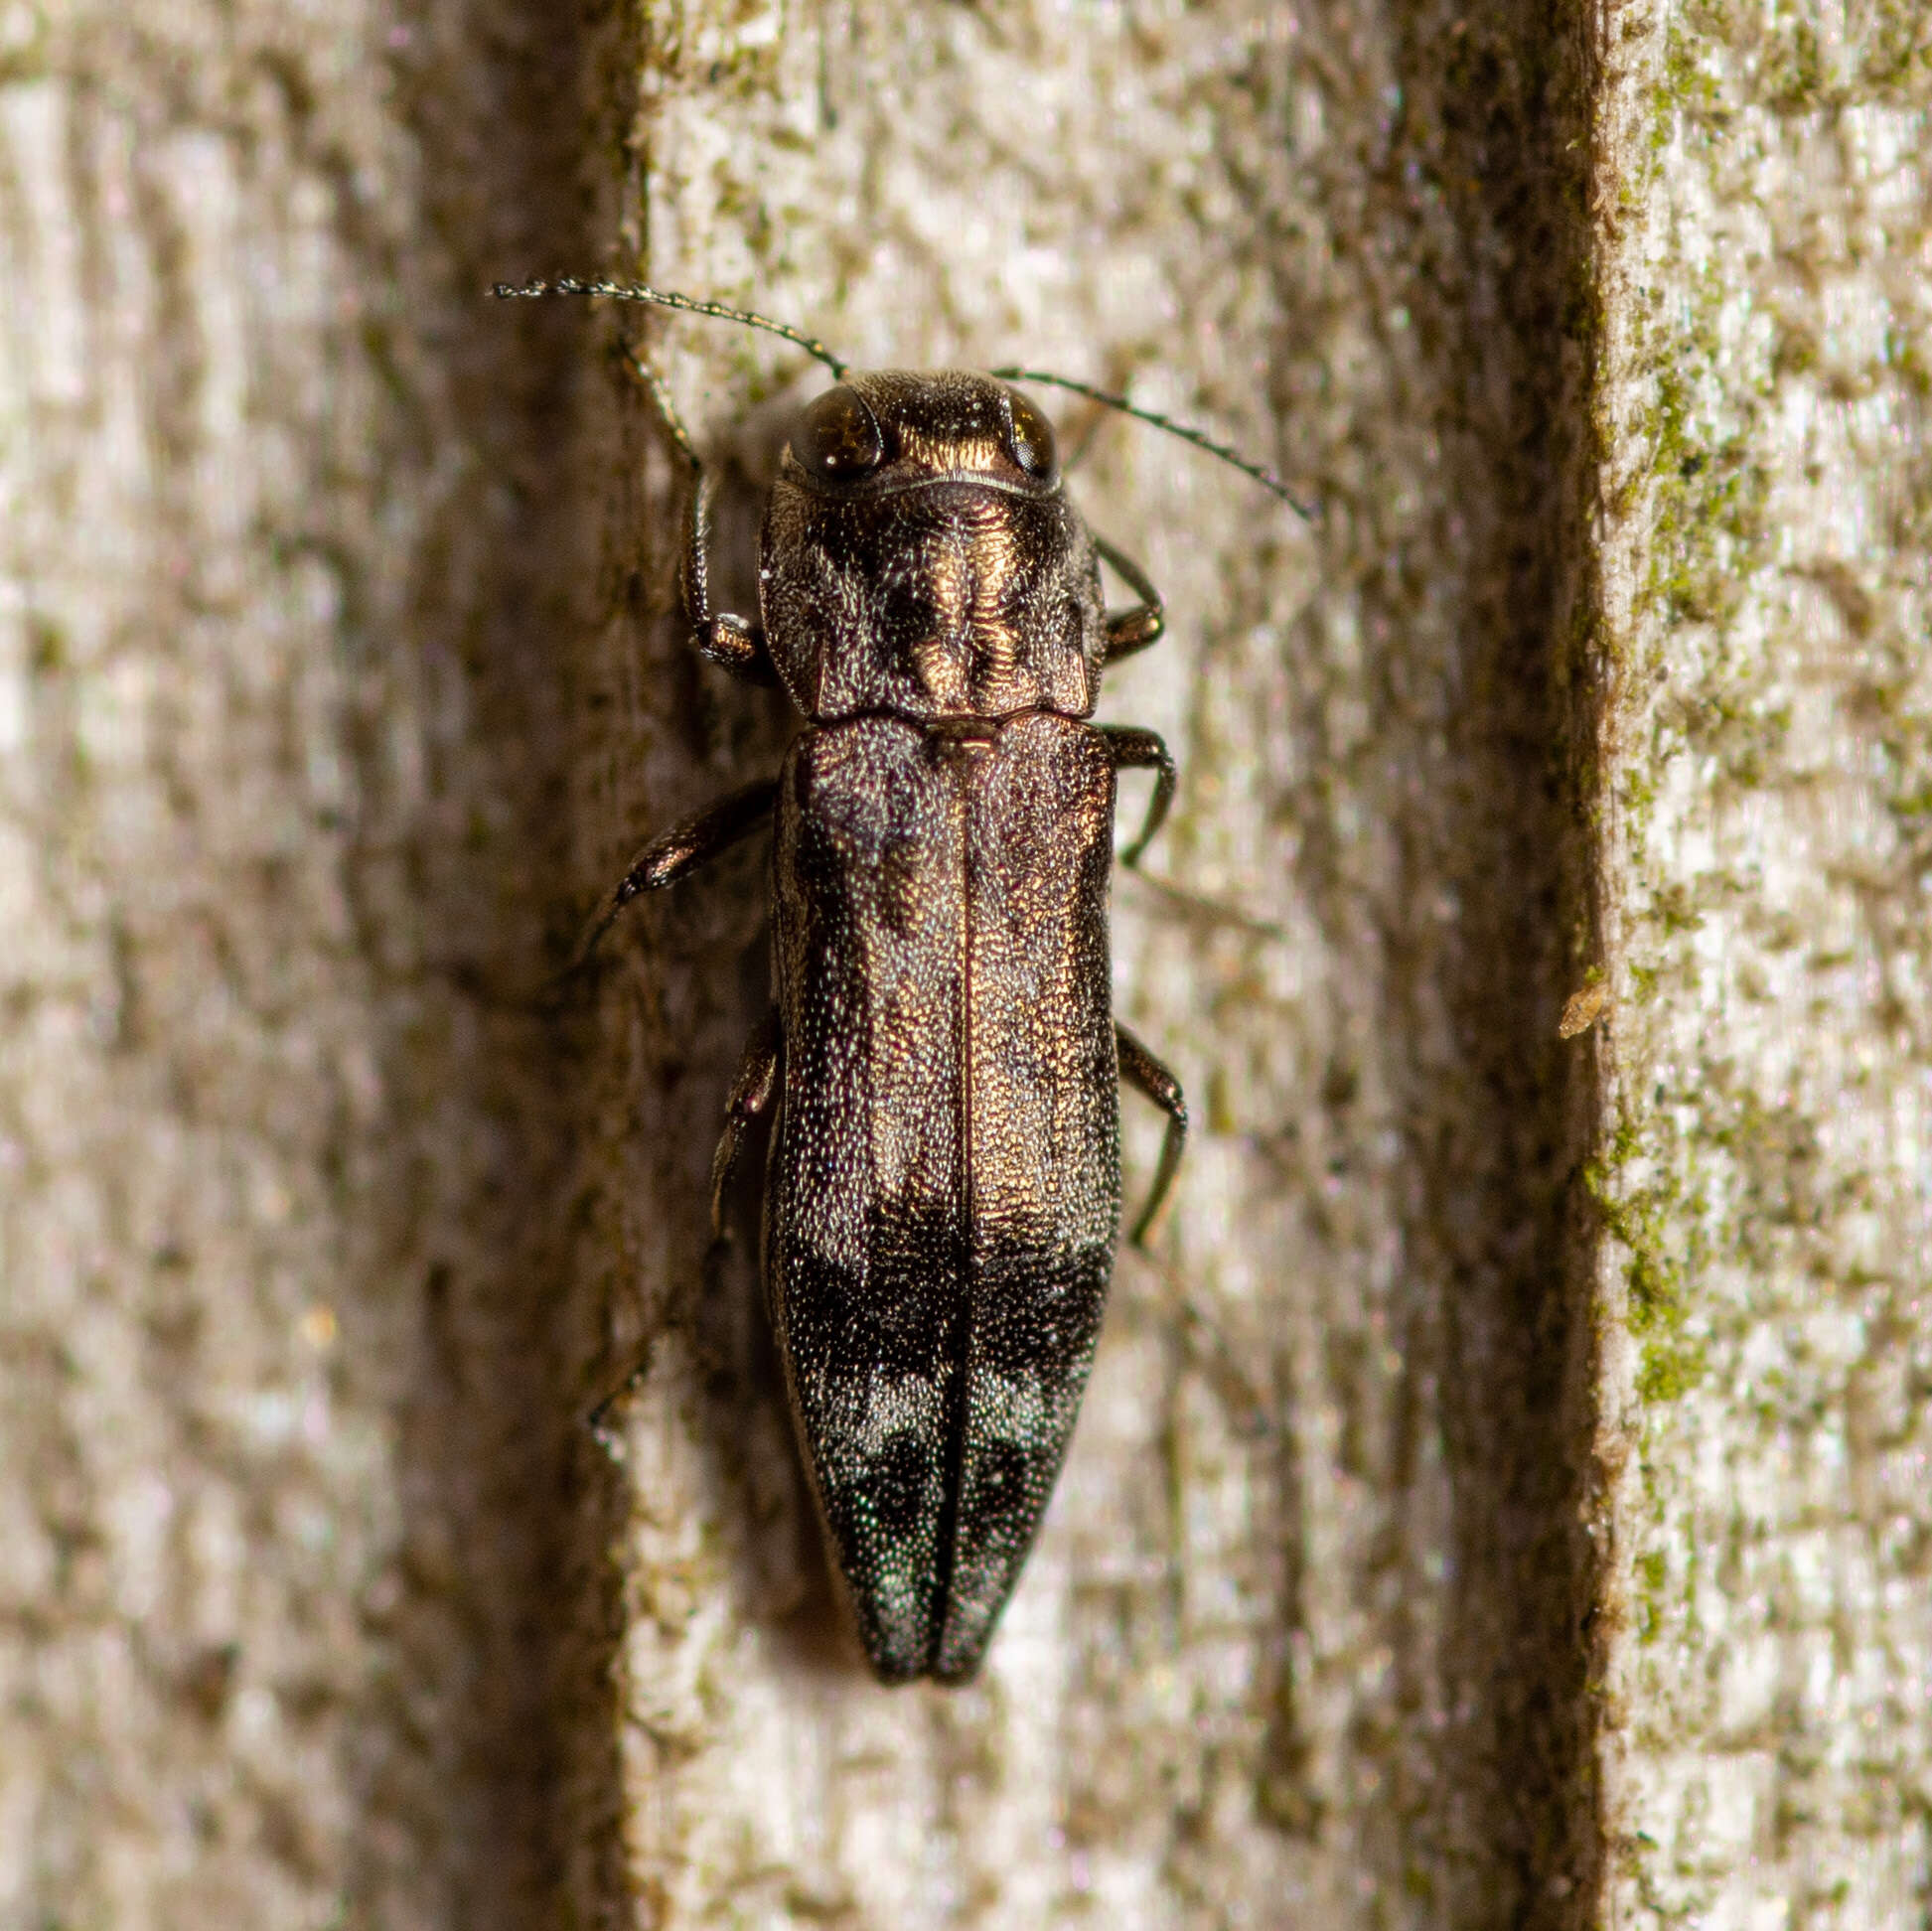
[682, 471, 779, 684]
[1100, 724, 1176, 868]
[625, 351, 779, 685]
[1094, 534, 1165, 664]
[565, 779, 777, 976]
[1116, 1022, 1187, 1247]
[708, 1007, 781, 1239]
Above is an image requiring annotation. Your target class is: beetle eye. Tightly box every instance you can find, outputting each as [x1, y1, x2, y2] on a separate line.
[794, 385, 884, 481]
[1005, 387, 1057, 479]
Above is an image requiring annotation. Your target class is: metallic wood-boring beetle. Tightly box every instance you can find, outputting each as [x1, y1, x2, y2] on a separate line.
[498, 277, 1303, 1685]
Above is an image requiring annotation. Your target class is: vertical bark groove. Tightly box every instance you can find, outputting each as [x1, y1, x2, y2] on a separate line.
[591, 1, 1605, 1920]
[3, 1, 632, 1922]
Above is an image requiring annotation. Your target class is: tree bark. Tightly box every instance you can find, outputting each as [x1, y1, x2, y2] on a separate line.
[1588, 6, 1932, 1923]
[593, 1, 1599, 1923]
[0, 2, 622, 1923]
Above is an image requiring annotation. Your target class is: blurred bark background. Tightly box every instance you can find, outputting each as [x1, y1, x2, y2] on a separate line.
[1, 1, 1924, 1929]
[0, 0, 618, 1922]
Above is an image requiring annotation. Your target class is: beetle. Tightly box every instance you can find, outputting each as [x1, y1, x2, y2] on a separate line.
[497, 277, 1305, 1684]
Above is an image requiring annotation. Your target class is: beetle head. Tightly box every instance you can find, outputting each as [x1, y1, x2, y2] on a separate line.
[761, 371, 1106, 725]
[784, 371, 1060, 493]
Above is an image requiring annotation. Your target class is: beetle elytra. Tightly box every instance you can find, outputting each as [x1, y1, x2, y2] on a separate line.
[499, 277, 1301, 1684]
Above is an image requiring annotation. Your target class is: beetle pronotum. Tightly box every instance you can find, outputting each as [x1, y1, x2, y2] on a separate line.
[499, 276, 1304, 1683]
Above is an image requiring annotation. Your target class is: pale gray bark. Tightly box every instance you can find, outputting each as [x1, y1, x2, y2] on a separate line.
[0, 2, 623, 1925]
[1588, 5, 1932, 1924]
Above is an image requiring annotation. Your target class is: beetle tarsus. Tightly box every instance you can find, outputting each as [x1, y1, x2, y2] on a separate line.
[696, 612, 778, 684]
[586, 1357, 651, 1456]
[1116, 1021, 1188, 1247]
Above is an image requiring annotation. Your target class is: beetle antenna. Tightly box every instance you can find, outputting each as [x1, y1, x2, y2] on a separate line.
[493, 280, 1310, 517]
[492, 276, 852, 379]
[990, 367, 1316, 521]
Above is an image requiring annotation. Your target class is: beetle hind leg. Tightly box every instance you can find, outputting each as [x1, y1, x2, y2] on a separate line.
[1116, 1022, 1187, 1247]
[710, 1007, 782, 1240]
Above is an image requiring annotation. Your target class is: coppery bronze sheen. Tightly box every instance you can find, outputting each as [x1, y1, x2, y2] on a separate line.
[594, 371, 1186, 1683]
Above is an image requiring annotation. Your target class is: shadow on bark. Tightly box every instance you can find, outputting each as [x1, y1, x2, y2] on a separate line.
[1380, 0, 1602, 1920]
[345, 1, 633, 1922]
[373, 0, 1609, 1915]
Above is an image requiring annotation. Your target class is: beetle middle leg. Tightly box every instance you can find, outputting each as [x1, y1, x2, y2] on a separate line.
[708, 1007, 781, 1239]
[1100, 724, 1176, 867]
[1116, 1021, 1187, 1247]
[623, 350, 780, 686]
[563, 779, 777, 979]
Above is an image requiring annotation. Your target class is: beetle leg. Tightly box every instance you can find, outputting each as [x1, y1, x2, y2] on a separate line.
[624, 349, 779, 685]
[564, 780, 777, 977]
[1115, 1022, 1187, 1247]
[708, 1007, 782, 1239]
[1094, 534, 1165, 663]
[682, 469, 780, 684]
[1100, 724, 1176, 868]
